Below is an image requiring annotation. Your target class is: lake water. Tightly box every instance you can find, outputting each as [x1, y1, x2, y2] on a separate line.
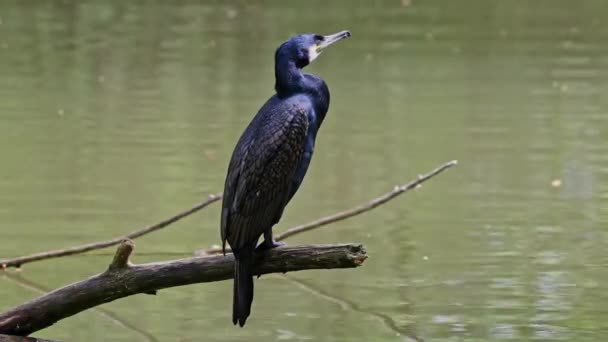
[1, 1, 607, 341]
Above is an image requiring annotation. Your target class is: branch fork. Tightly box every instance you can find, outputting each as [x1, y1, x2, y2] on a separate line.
[107, 239, 134, 271]
[0, 241, 367, 336]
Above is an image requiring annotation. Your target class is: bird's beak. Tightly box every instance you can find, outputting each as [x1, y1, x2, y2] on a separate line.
[317, 30, 351, 52]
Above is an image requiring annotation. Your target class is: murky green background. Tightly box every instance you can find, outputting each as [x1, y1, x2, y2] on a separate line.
[1, 0, 607, 341]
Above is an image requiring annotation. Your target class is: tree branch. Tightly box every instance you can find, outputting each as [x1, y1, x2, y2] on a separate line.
[0, 241, 367, 336]
[0, 159, 457, 268]
[201, 160, 458, 254]
[276, 159, 458, 241]
[0, 193, 222, 269]
[107, 239, 134, 271]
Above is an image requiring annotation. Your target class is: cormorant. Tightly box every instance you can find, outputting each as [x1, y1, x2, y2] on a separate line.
[220, 30, 351, 327]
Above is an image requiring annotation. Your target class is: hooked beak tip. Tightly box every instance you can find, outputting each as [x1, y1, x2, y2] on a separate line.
[318, 30, 352, 50]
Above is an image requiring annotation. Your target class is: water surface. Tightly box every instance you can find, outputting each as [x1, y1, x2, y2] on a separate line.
[1, 1, 607, 341]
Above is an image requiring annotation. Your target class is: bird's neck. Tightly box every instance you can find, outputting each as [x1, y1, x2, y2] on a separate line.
[274, 60, 305, 96]
[275, 60, 325, 96]
[274, 60, 330, 117]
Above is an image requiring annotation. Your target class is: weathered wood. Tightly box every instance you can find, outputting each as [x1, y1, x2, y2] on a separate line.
[0, 242, 366, 336]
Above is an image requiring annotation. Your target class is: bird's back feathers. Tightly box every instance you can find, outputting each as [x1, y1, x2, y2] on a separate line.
[221, 95, 311, 252]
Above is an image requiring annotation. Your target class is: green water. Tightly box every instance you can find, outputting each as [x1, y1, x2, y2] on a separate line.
[1, 1, 607, 341]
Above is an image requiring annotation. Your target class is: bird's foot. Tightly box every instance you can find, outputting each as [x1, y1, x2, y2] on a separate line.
[255, 239, 286, 254]
[255, 240, 286, 279]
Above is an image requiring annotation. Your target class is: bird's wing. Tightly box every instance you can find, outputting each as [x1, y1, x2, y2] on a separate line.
[221, 99, 310, 251]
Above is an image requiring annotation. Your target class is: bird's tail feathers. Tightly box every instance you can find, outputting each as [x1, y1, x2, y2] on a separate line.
[233, 256, 254, 327]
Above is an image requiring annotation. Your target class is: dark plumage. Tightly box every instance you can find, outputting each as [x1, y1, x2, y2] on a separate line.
[220, 30, 351, 327]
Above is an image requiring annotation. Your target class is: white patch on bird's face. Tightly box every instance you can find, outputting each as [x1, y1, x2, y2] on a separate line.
[308, 45, 321, 63]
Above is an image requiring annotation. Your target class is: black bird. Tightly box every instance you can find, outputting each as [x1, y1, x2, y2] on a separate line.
[220, 30, 351, 327]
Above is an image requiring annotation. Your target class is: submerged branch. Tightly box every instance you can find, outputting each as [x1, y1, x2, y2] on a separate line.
[0, 240, 367, 336]
[3, 270, 159, 341]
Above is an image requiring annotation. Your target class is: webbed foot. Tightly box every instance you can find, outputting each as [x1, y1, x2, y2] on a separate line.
[255, 239, 286, 253]
[255, 234, 286, 278]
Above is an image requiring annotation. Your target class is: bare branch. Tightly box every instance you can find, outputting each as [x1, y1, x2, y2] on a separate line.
[0, 159, 457, 267]
[201, 160, 458, 255]
[0, 193, 222, 269]
[0, 241, 367, 336]
[276, 160, 458, 241]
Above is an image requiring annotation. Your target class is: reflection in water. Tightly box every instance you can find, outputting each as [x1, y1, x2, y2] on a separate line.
[1, 1, 608, 341]
[283, 275, 420, 340]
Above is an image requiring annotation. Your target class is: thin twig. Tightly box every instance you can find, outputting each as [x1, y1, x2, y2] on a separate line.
[0, 159, 458, 267]
[277, 160, 457, 241]
[0, 193, 222, 269]
[201, 160, 458, 255]
[0, 241, 367, 336]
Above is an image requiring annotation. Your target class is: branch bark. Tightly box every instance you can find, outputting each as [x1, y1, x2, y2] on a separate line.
[0, 241, 367, 336]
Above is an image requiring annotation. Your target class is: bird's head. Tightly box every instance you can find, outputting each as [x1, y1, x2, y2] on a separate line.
[275, 30, 351, 69]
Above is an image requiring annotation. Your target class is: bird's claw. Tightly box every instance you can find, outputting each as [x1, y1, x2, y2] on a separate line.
[255, 240, 286, 253]
[255, 240, 286, 279]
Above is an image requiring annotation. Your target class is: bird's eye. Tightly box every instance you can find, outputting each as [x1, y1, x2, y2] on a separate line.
[313, 35, 324, 43]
